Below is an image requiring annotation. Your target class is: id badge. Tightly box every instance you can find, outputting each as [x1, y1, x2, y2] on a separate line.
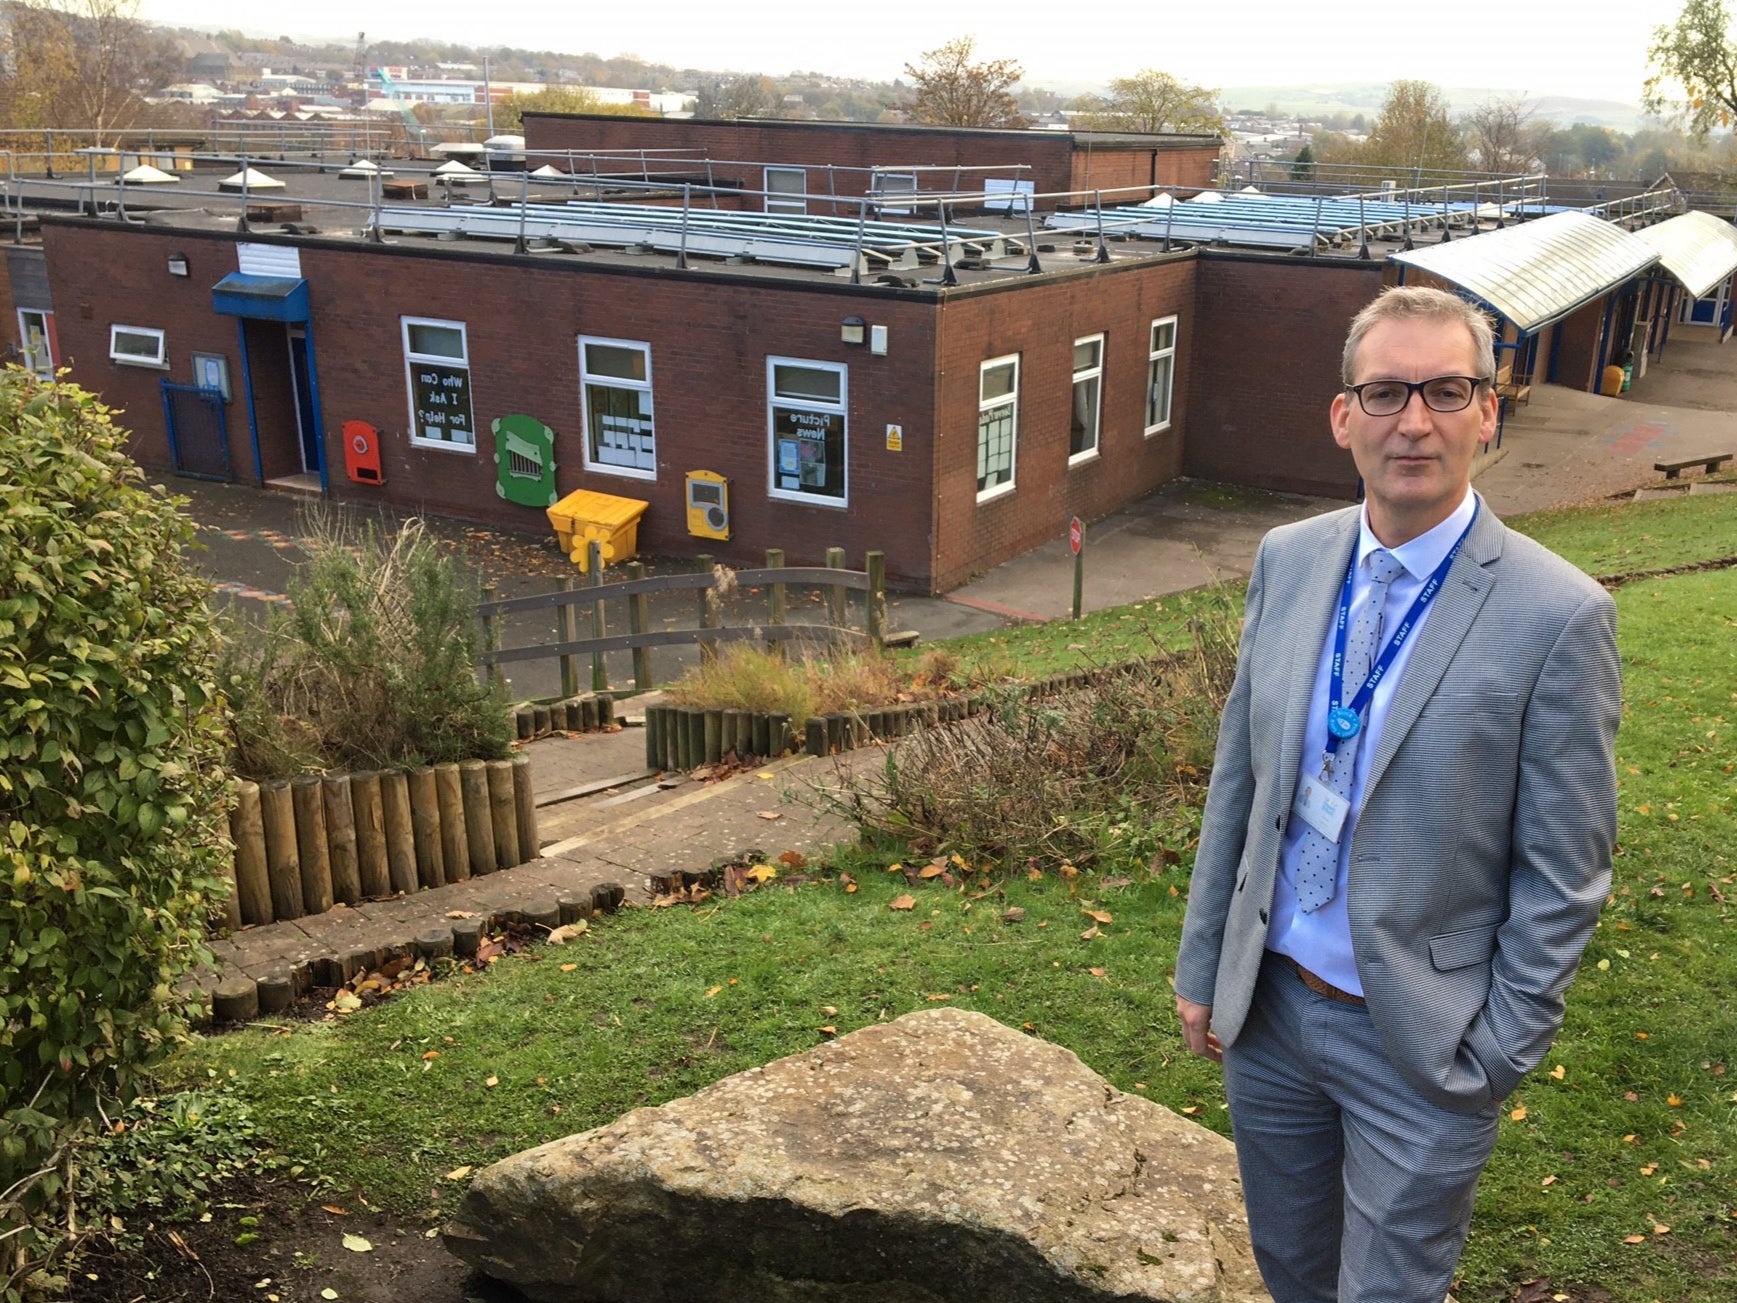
[1292, 773, 1349, 843]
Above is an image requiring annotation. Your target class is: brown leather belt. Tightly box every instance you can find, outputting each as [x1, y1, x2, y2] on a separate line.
[1284, 956, 1366, 1006]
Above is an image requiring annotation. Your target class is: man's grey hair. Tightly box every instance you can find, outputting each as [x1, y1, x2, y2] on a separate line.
[1341, 286, 1497, 386]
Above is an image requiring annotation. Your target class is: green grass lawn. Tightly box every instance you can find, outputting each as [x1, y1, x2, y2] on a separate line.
[173, 494, 1736, 1302]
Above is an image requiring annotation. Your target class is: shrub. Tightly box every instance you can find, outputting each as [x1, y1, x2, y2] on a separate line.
[823, 588, 1242, 870]
[0, 369, 231, 1286]
[223, 514, 513, 777]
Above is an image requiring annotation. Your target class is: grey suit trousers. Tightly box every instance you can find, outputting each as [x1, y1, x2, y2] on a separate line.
[1225, 954, 1499, 1303]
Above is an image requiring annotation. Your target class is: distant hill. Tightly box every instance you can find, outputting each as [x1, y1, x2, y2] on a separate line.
[1219, 83, 1648, 132]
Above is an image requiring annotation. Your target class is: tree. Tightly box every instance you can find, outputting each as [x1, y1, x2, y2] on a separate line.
[492, 86, 602, 133]
[902, 36, 1024, 128]
[1290, 143, 1317, 181]
[1081, 68, 1225, 136]
[0, 370, 231, 1279]
[1646, 0, 1737, 136]
[1362, 79, 1468, 172]
[0, 0, 181, 141]
[1463, 95, 1544, 174]
[695, 74, 782, 121]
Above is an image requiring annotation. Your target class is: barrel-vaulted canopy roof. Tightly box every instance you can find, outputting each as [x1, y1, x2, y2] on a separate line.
[1629, 210, 1737, 300]
[1391, 211, 1660, 333]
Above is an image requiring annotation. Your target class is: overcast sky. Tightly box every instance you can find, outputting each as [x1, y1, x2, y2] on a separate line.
[137, 0, 1689, 104]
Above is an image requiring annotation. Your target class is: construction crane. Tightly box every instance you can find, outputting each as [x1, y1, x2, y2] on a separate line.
[353, 31, 366, 88]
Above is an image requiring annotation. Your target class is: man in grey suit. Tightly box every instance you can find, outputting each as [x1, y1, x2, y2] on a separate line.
[1174, 286, 1620, 1302]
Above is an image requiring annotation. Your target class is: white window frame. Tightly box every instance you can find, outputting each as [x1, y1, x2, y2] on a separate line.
[109, 324, 166, 369]
[1146, 315, 1178, 436]
[764, 166, 807, 216]
[766, 356, 848, 509]
[1069, 333, 1104, 465]
[17, 308, 53, 378]
[977, 354, 1019, 502]
[578, 336, 656, 480]
[871, 170, 918, 216]
[402, 316, 476, 452]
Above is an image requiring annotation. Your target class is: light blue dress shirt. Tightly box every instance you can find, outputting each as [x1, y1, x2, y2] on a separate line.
[1265, 489, 1479, 995]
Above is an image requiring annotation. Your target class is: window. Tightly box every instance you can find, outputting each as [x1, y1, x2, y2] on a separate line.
[764, 167, 807, 216]
[977, 355, 1019, 500]
[767, 358, 847, 507]
[402, 317, 475, 450]
[1146, 316, 1178, 434]
[1070, 334, 1104, 463]
[871, 171, 917, 216]
[17, 309, 53, 378]
[109, 324, 165, 368]
[578, 337, 656, 478]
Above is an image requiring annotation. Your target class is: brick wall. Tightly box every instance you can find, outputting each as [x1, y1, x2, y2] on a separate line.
[40, 218, 952, 585]
[930, 255, 1195, 590]
[1067, 144, 1220, 198]
[1185, 253, 1380, 498]
[525, 115, 1219, 208]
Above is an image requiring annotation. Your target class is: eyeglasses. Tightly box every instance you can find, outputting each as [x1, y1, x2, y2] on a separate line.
[1344, 375, 1491, 417]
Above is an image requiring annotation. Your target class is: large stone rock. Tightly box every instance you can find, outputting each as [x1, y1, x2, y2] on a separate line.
[444, 1007, 1263, 1302]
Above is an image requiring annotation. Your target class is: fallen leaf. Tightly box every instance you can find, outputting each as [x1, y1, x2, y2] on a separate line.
[705, 984, 723, 998]
[1623, 1234, 1646, 1244]
[546, 921, 588, 944]
[819, 1025, 837, 1035]
[756, 770, 774, 779]
[445, 1166, 472, 1181]
[1002, 907, 1026, 923]
[1027, 867, 1043, 881]
[1080, 925, 1101, 940]
[778, 851, 807, 869]
[822, 1005, 838, 1015]
[1541, 1175, 1558, 1186]
[746, 864, 778, 883]
[756, 810, 782, 821]
[332, 992, 362, 1013]
[1550, 1065, 1566, 1080]
[341, 1233, 373, 1253]
[1509, 1105, 1528, 1121]
[1088, 967, 1107, 978]
[1181, 1105, 1201, 1116]
[1667, 1094, 1683, 1106]
[1083, 909, 1113, 924]
[926, 993, 952, 1002]
[321, 1291, 339, 1301]
[1640, 1163, 1657, 1176]
[1653, 1223, 1671, 1235]
[421, 1050, 440, 1061]
[889, 894, 915, 911]
[919, 863, 946, 879]
[559, 963, 577, 972]
[320, 1204, 346, 1216]
[485, 1075, 499, 1088]
[445, 910, 477, 919]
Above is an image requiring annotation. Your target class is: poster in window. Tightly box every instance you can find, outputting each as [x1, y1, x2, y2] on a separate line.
[772, 405, 844, 501]
[411, 361, 475, 446]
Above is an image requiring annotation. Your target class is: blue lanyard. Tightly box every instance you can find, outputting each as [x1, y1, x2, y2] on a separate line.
[1326, 502, 1478, 754]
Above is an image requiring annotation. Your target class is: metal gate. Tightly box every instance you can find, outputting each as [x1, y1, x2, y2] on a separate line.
[160, 381, 231, 481]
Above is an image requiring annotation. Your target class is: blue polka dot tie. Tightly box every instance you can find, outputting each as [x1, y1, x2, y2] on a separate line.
[1295, 549, 1405, 913]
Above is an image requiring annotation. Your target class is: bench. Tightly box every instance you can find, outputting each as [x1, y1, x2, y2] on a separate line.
[1654, 452, 1734, 479]
[1494, 360, 1532, 407]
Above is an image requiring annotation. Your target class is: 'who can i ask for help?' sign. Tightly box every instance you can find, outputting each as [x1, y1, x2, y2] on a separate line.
[412, 362, 475, 447]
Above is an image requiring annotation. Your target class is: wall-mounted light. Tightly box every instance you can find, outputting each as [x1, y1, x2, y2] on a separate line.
[166, 252, 190, 277]
[840, 315, 867, 346]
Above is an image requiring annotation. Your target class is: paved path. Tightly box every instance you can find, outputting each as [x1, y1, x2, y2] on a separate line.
[199, 330, 1737, 1008]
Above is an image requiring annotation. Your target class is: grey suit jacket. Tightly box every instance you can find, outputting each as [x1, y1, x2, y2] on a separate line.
[1175, 501, 1620, 1115]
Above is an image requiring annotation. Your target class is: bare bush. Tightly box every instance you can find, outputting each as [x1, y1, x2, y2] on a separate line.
[819, 589, 1242, 871]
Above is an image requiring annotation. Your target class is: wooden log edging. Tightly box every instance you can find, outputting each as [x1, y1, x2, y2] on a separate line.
[639, 661, 1156, 770]
[229, 755, 541, 928]
[204, 879, 628, 1024]
[514, 692, 617, 742]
